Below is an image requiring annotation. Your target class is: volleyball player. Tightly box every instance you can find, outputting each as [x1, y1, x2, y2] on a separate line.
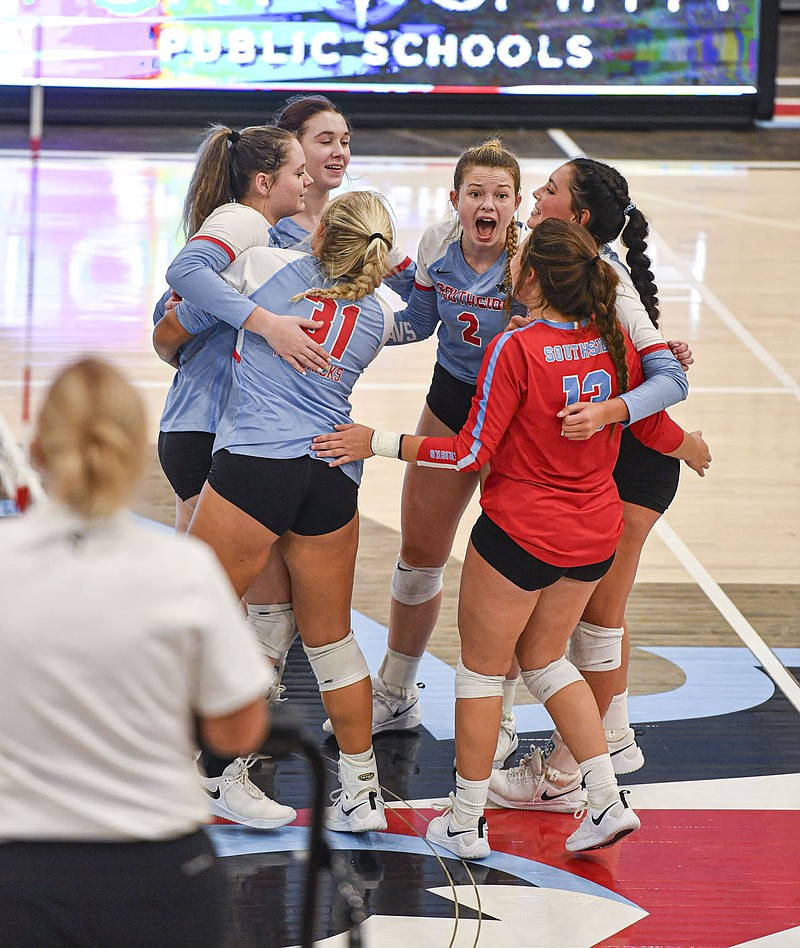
[155, 123, 320, 829]
[489, 157, 697, 811]
[270, 94, 414, 299]
[172, 191, 398, 833]
[326, 141, 690, 776]
[312, 219, 710, 857]
[237, 95, 418, 703]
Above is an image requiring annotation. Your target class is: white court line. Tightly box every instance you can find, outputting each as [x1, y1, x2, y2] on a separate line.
[1, 149, 799, 174]
[548, 134, 800, 232]
[685, 385, 794, 395]
[547, 128, 800, 401]
[547, 128, 800, 716]
[547, 128, 584, 159]
[643, 190, 800, 234]
[0, 380, 796, 398]
[653, 237, 800, 402]
[655, 519, 800, 715]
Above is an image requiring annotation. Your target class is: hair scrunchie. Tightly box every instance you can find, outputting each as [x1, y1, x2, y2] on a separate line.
[227, 130, 241, 146]
[623, 201, 636, 215]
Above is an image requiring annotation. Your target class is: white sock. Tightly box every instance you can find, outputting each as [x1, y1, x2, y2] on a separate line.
[502, 676, 518, 716]
[340, 748, 374, 768]
[602, 690, 630, 733]
[379, 648, 421, 697]
[339, 748, 378, 795]
[579, 754, 618, 809]
[453, 772, 490, 823]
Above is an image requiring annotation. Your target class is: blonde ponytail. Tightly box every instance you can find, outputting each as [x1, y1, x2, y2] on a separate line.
[35, 358, 147, 518]
[295, 191, 394, 303]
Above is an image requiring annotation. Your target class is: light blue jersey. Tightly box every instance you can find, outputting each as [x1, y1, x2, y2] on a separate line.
[388, 218, 527, 385]
[154, 290, 237, 434]
[158, 321, 237, 434]
[269, 216, 311, 251]
[177, 249, 394, 486]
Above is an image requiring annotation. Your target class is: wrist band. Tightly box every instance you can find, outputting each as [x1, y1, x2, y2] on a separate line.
[370, 429, 402, 459]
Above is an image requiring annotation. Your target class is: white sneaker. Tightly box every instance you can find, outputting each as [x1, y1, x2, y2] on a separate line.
[426, 801, 490, 860]
[565, 789, 641, 853]
[493, 711, 519, 768]
[325, 754, 387, 833]
[326, 786, 387, 833]
[487, 748, 584, 812]
[201, 756, 296, 829]
[323, 677, 423, 735]
[607, 727, 644, 774]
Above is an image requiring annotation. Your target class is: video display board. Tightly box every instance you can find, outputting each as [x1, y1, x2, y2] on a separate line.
[0, 0, 763, 101]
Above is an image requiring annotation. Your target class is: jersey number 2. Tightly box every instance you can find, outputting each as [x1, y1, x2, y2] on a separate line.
[305, 297, 360, 360]
[457, 311, 481, 347]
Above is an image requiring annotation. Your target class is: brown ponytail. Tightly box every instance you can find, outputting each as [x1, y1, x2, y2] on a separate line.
[517, 219, 628, 396]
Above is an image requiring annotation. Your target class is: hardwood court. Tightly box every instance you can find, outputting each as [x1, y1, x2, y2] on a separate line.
[0, 117, 798, 946]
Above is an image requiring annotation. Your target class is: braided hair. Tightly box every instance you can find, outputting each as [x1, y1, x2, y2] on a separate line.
[517, 219, 629, 397]
[566, 157, 660, 328]
[293, 190, 393, 303]
[453, 138, 521, 311]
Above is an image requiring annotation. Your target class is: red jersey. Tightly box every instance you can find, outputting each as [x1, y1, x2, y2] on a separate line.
[417, 317, 684, 567]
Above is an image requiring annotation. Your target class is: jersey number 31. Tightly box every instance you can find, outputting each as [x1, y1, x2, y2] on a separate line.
[304, 296, 361, 360]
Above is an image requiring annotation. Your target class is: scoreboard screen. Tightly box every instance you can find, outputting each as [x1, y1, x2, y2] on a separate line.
[0, 0, 776, 121]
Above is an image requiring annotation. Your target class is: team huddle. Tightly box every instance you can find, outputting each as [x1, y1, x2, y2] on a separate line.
[153, 95, 711, 860]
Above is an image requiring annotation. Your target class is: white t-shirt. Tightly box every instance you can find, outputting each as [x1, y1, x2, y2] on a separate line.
[0, 502, 270, 842]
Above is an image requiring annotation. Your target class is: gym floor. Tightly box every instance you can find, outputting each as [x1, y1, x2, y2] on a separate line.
[0, 15, 798, 946]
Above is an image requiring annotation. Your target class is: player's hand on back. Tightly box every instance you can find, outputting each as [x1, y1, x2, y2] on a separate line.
[312, 424, 374, 467]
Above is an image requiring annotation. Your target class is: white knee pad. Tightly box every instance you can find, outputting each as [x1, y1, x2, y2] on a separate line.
[454, 658, 505, 700]
[303, 631, 370, 693]
[567, 620, 624, 672]
[391, 557, 445, 606]
[521, 657, 583, 705]
[246, 604, 298, 662]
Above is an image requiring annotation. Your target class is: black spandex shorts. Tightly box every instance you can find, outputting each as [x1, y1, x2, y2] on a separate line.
[426, 362, 477, 434]
[471, 512, 615, 592]
[158, 430, 216, 502]
[207, 450, 358, 536]
[613, 427, 680, 514]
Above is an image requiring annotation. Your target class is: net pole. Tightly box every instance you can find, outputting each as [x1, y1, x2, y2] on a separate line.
[18, 20, 44, 511]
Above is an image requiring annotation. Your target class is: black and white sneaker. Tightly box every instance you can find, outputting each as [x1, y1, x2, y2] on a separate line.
[488, 748, 583, 813]
[565, 789, 641, 853]
[325, 786, 387, 833]
[426, 799, 490, 860]
[323, 677, 423, 735]
[201, 756, 296, 829]
[607, 727, 645, 774]
[493, 711, 519, 768]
